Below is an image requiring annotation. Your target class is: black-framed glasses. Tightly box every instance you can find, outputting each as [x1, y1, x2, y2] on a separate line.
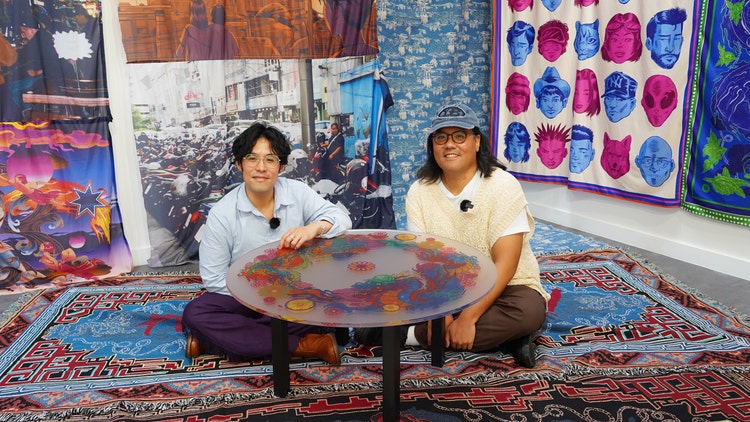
[243, 154, 281, 168]
[433, 131, 469, 145]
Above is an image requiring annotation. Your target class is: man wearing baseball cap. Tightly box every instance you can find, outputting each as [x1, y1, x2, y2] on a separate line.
[399, 103, 549, 368]
[602, 71, 638, 123]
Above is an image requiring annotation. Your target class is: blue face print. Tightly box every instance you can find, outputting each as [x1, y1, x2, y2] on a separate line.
[542, 0, 563, 11]
[509, 35, 533, 66]
[569, 138, 595, 173]
[647, 23, 683, 69]
[574, 20, 600, 61]
[635, 136, 674, 186]
[603, 95, 636, 122]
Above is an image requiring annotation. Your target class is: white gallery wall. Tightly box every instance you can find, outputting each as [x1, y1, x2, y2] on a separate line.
[101, 1, 748, 280]
[523, 183, 748, 280]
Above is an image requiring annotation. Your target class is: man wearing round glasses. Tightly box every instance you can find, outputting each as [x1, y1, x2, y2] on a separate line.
[399, 103, 549, 368]
[634, 136, 675, 187]
[182, 122, 352, 364]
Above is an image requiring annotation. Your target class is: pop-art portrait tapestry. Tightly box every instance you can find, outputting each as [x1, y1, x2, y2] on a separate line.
[682, 0, 750, 227]
[0, 119, 132, 294]
[0, 1, 109, 123]
[491, 0, 698, 206]
[118, 0, 378, 63]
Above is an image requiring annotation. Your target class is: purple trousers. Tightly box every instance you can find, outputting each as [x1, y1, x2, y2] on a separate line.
[182, 291, 330, 361]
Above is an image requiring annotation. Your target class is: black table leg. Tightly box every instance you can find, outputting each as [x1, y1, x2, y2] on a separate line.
[431, 316, 445, 367]
[381, 326, 401, 422]
[335, 327, 350, 346]
[271, 318, 289, 397]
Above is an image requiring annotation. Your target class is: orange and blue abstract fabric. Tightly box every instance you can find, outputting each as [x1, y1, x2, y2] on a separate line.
[118, 0, 378, 62]
[0, 119, 132, 294]
[682, 0, 750, 226]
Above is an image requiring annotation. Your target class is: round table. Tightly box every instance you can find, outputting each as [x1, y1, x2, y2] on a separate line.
[227, 229, 497, 421]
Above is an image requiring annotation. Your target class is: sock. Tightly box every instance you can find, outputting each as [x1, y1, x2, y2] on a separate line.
[404, 325, 419, 346]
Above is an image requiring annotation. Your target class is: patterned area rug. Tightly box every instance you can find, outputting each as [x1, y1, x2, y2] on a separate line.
[0, 249, 748, 421]
[530, 221, 612, 255]
[0, 221, 606, 297]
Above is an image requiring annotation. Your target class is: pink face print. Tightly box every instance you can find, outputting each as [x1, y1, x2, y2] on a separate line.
[537, 20, 569, 62]
[573, 77, 591, 113]
[641, 75, 677, 127]
[536, 138, 568, 169]
[572, 69, 600, 117]
[507, 89, 530, 114]
[602, 14, 642, 64]
[505, 73, 530, 115]
[606, 28, 636, 63]
[534, 123, 570, 169]
[600, 133, 632, 179]
[539, 41, 565, 62]
[509, 0, 533, 12]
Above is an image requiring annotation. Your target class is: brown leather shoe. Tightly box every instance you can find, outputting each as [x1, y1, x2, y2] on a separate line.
[185, 333, 204, 358]
[293, 333, 340, 364]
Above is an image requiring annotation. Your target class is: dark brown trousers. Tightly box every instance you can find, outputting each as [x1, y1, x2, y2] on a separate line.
[414, 285, 547, 352]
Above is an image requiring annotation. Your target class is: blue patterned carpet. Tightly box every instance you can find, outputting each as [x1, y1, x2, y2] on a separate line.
[0, 228, 747, 421]
[531, 221, 611, 255]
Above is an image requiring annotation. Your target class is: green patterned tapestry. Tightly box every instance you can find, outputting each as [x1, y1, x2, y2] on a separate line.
[682, 0, 750, 226]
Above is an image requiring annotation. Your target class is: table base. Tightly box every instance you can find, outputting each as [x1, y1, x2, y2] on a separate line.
[269, 318, 446, 422]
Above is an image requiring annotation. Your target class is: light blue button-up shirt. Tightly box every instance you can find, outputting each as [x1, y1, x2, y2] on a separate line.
[198, 177, 352, 295]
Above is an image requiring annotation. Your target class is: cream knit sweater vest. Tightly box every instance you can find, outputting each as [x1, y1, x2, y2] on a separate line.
[406, 169, 550, 303]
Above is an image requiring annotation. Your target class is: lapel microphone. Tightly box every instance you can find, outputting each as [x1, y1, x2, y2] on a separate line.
[460, 200, 474, 212]
[269, 217, 280, 229]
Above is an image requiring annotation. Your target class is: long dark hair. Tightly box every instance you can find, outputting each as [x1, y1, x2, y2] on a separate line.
[416, 127, 506, 183]
[232, 122, 291, 165]
[189, 0, 209, 29]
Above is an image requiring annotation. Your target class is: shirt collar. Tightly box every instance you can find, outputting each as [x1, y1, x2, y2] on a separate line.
[236, 178, 294, 214]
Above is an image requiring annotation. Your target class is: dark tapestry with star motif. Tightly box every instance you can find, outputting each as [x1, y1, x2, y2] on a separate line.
[0, 119, 132, 294]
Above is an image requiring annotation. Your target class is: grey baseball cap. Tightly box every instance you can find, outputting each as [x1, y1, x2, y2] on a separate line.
[428, 103, 479, 135]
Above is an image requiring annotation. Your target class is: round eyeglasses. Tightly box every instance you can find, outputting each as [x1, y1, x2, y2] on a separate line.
[640, 156, 671, 169]
[243, 154, 281, 168]
[432, 131, 470, 145]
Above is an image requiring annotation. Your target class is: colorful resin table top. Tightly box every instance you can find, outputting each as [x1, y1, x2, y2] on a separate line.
[226, 230, 497, 327]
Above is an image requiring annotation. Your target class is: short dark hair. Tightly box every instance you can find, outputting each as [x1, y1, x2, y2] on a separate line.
[507, 20, 535, 45]
[232, 122, 291, 165]
[646, 8, 687, 39]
